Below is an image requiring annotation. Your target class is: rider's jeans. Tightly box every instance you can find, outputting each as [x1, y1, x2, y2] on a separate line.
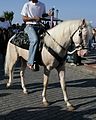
[24, 24, 38, 65]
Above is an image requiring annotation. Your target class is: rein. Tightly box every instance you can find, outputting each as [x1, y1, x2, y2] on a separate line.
[40, 21, 87, 67]
[39, 22, 68, 67]
[39, 22, 66, 51]
[40, 21, 84, 53]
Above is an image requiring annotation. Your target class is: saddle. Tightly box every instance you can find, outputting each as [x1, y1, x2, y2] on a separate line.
[10, 25, 45, 50]
[10, 31, 30, 50]
[10, 27, 45, 65]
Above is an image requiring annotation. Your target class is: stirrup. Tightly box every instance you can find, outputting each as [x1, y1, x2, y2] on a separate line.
[33, 64, 39, 71]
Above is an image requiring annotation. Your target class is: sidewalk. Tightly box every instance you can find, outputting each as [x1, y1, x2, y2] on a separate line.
[67, 49, 96, 72]
[0, 51, 96, 120]
[82, 49, 96, 71]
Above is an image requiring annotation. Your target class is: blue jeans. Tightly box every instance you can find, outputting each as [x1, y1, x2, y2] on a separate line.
[24, 25, 38, 65]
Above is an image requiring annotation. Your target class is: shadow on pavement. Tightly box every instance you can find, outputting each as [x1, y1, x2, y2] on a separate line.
[0, 93, 11, 97]
[67, 78, 96, 88]
[0, 106, 93, 120]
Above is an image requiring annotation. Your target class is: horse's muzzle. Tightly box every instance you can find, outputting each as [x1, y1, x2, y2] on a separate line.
[77, 49, 88, 57]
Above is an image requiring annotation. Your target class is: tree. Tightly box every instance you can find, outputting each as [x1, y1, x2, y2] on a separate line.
[3, 11, 14, 25]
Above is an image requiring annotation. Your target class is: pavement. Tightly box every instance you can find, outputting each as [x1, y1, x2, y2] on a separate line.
[82, 49, 96, 71]
[0, 49, 96, 120]
[67, 49, 96, 73]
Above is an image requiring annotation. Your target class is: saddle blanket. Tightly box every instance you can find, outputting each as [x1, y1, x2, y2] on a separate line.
[10, 31, 30, 50]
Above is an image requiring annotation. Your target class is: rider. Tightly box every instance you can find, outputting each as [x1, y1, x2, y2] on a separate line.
[21, 0, 52, 71]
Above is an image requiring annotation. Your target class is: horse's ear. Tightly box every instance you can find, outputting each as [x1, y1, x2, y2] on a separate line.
[82, 19, 86, 27]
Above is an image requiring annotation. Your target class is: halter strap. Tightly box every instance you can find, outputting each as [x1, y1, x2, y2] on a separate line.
[42, 21, 88, 65]
[69, 25, 88, 53]
[44, 43, 67, 68]
[70, 26, 80, 40]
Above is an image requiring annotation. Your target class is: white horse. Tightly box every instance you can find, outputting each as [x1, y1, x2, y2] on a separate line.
[4, 19, 92, 111]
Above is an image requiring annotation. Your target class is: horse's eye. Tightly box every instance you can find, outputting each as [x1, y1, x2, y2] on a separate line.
[79, 29, 81, 33]
[79, 30, 82, 36]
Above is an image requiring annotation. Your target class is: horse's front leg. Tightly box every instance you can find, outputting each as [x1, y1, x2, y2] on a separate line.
[42, 67, 50, 106]
[57, 65, 75, 111]
[20, 59, 28, 94]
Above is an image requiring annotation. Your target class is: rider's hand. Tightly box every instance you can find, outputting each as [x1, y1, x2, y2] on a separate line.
[48, 10, 54, 16]
[33, 16, 41, 22]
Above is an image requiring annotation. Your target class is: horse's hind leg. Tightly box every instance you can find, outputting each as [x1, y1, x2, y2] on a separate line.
[20, 58, 28, 94]
[42, 67, 50, 106]
[6, 67, 13, 88]
[6, 59, 16, 88]
[57, 65, 75, 111]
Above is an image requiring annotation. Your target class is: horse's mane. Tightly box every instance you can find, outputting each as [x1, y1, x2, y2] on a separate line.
[49, 19, 82, 32]
[44, 19, 83, 47]
[45, 19, 92, 41]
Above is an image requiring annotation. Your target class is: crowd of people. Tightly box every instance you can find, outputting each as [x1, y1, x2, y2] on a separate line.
[0, 17, 26, 37]
[0, 16, 26, 62]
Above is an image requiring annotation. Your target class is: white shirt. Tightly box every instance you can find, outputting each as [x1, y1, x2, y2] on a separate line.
[21, 1, 46, 24]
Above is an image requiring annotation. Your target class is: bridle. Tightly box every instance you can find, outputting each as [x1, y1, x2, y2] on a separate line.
[40, 21, 89, 67]
[70, 25, 88, 52]
[40, 21, 88, 53]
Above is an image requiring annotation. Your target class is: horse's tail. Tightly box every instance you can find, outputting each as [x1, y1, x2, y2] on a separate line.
[4, 40, 11, 76]
[4, 35, 16, 76]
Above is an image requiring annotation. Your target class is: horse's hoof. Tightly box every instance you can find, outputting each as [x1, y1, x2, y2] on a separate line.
[43, 101, 49, 107]
[67, 105, 75, 111]
[23, 90, 28, 94]
[6, 84, 10, 88]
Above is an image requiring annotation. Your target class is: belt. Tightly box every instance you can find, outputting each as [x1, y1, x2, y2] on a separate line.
[27, 24, 40, 27]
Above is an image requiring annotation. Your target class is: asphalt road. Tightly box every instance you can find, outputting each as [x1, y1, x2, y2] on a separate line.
[0, 54, 96, 120]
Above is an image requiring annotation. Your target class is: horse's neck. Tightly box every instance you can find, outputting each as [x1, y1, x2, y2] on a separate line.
[43, 20, 82, 55]
[45, 25, 71, 46]
[43, 28, 71, 58]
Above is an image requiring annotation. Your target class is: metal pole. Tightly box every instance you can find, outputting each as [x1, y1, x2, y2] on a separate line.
[56, 9, 59, 25]
[50, 8, 55, 28]
[56, 9, 59, 19]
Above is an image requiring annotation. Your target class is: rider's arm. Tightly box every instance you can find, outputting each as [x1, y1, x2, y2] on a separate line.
[22, 16, 41, 22]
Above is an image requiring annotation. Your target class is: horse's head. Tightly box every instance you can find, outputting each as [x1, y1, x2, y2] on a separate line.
[72, 19, 93, 56]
